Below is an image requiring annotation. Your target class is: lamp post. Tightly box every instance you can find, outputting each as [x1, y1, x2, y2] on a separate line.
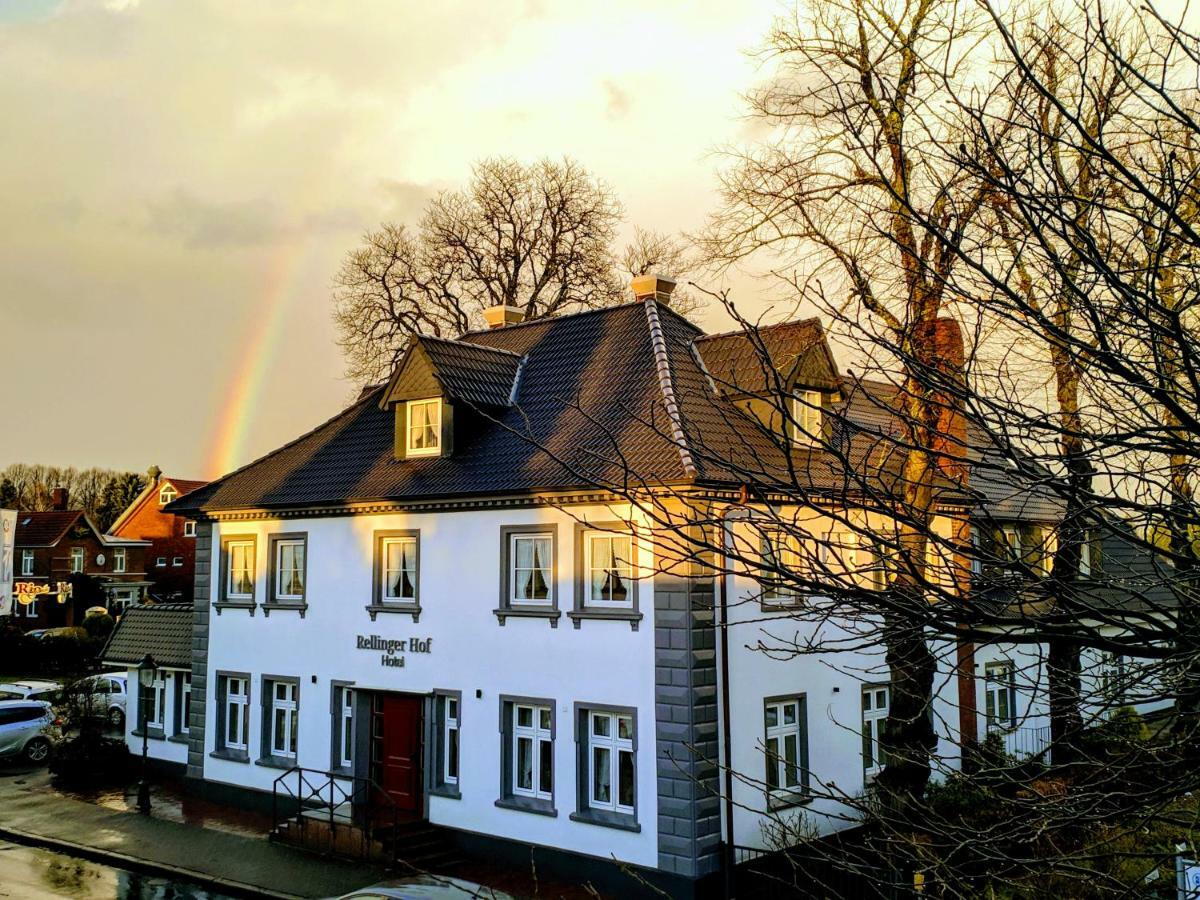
[136, 653, 157, 814]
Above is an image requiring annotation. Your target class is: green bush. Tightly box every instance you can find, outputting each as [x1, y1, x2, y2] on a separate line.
[82, 612, 114, 640]
[49, 734, 131, 785]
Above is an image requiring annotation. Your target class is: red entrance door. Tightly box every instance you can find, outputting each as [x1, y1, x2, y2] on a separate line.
[370, 694, 423, 815]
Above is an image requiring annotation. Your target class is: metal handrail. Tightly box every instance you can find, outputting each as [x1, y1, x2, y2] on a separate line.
[270, 766, 401, 866]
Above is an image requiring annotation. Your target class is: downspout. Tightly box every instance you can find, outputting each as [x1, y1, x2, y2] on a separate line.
[719, 561, 736, 899]
[720, 506, 752, 899]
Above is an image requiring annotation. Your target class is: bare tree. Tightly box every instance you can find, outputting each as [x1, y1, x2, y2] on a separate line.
[333, 157, 627, 385]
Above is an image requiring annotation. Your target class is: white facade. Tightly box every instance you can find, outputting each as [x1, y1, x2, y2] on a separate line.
[199, 504, 662, 869]
[121, 665, 191, 767]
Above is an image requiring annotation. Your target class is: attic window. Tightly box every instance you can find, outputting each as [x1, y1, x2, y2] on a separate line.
[406, 399, 441, 457]
[159, 485, 178, 505]
[790, 390, 823, 445]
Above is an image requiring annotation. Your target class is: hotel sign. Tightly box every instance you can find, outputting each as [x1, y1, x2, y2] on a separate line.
[356, 634, 433, 668]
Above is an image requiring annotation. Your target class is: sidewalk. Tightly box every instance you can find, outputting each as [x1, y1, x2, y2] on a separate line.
[0, 766, 385, 899]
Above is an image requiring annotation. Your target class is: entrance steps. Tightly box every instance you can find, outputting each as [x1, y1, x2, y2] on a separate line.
[273, 813, 462, 872]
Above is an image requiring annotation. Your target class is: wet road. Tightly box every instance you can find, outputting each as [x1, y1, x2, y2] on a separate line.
[0, 841, 238, 900]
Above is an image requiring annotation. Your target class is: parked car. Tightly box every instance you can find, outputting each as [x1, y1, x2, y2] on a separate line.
[0, 680, 63, 705]
[333, 878, 514, 899]
[0, 700, 61, 764]
[72, 672, 128, 730]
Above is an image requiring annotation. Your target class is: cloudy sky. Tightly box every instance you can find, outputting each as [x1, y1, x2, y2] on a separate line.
[0, 0, 788, 479]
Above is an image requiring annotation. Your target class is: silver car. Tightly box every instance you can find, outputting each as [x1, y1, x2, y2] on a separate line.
[334, 877, 514, 899]
[73, 673, 129, 730]
[0, 700, 59, 764]
[0, 680, 63, 705]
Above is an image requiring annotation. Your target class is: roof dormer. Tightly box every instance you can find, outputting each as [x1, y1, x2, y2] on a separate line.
[694, 318, 841, 448]
[380, 334, 525, 461]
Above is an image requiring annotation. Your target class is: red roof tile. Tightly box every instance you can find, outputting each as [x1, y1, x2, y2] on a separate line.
[14, 511, 83, 547]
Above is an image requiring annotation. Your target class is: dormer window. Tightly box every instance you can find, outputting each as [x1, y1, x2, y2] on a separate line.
[406, 399, 442, 457]
[159, 485, 178, 505]
[791, 390, 823, 444]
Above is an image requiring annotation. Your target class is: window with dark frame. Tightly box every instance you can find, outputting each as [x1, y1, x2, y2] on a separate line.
[177, 671, 191, 735]
[405, 398, 441, 456]
[985, 660, 1017, 732]
[269, 535, 306, 603]
[429, 691, 461, 797]
[510, 534, 553, 605]
[220, 537, 256, 604]
[759, 527, 809, 606]
[20, 549, 33, 576]
[338, 687, 353, 769]
[267, 680, 298, 760]
[764, 695, 809, 805]
[219, 675, 250, 754]
[862, 685, 889, 778]
[497, 696, 555, 814]
[381, 536, 417, 602]
[587, 710, 635, 815]
[582, 531, 634, 608]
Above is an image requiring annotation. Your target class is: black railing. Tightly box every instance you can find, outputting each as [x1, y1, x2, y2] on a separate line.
[270, 766, 400, 866]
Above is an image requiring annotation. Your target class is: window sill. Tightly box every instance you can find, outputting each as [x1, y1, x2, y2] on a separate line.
[329, 765, 354, 778]
[429, 785, 462, 801]
[759, 598, 805, 613]
[255, 755, 298, 771]
[209, 748, 249, 764]
[213, 600, 256, 617]
[167, 733, 189, 745]
[262, 601, 308, 619]
[493, 607, 561, 628]
[365, 603, 421, 623]
[569, 809, 641, 833]
[567, 609, 642, 631]
[131, 727, 166, 741]
[766, 790, 811, 812]
[494, 796, 557, 817]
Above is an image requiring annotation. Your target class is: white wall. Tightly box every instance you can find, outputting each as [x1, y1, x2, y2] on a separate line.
[122, 665, 190, 766]
[202, 504, 660, 869]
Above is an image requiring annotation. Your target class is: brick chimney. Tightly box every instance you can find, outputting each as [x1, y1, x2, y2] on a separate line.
[50, 487, 69, 511]
[631, 274, 676, 305]
[930, 316, 967, 483]
[482, 305, 526, 329]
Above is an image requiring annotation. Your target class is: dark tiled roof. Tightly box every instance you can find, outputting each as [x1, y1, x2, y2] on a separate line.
[843, 379, 1065, 523]
[101, 603, 192, 670]
[417, 337, 523, 408]
[14, 511, 83, 547]
[171, 302, 696, 513]
[168, 479, 209, 496]
[695, 319, 836, 395]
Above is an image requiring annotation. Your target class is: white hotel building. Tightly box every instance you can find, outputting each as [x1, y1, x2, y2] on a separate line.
[102, 278, 1166, 897]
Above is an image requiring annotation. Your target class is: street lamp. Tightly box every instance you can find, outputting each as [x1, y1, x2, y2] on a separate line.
[136, 653, 157, 814]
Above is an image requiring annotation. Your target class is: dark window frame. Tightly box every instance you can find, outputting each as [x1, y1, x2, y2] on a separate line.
[367, 529, 421, 622]
[264, 532, 308, 617]
[430, 689, 462, 799]
[215, 534, 257, 615]
[257, 674, 300, 769]
[569, 523, 643, 631]
[494, 525, 561, 627]
[569, 702, 641, 832]
[168, 670, 192, 744]
[495, 694, 557, 817]
[329, 680, 355, 775]
[210, 670, 251, 763]
[762, 693, 811, 810]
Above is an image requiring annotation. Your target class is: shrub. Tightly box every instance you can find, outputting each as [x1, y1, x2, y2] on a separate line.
[82, 612, 114, 640]
[49, 734, 131, 785]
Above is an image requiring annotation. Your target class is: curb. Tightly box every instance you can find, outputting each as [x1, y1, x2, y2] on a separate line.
[0, 824, 304, 900]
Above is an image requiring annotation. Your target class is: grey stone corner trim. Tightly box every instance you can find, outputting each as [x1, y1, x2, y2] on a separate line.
[653, 565, 722, 879]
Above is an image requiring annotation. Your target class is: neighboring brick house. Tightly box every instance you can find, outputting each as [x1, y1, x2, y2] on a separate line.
[11, 489, 150, 630]
[109, 469, 208, 602]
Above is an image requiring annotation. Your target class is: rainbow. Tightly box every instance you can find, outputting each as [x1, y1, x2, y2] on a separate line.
[203, 245, 306, 479]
